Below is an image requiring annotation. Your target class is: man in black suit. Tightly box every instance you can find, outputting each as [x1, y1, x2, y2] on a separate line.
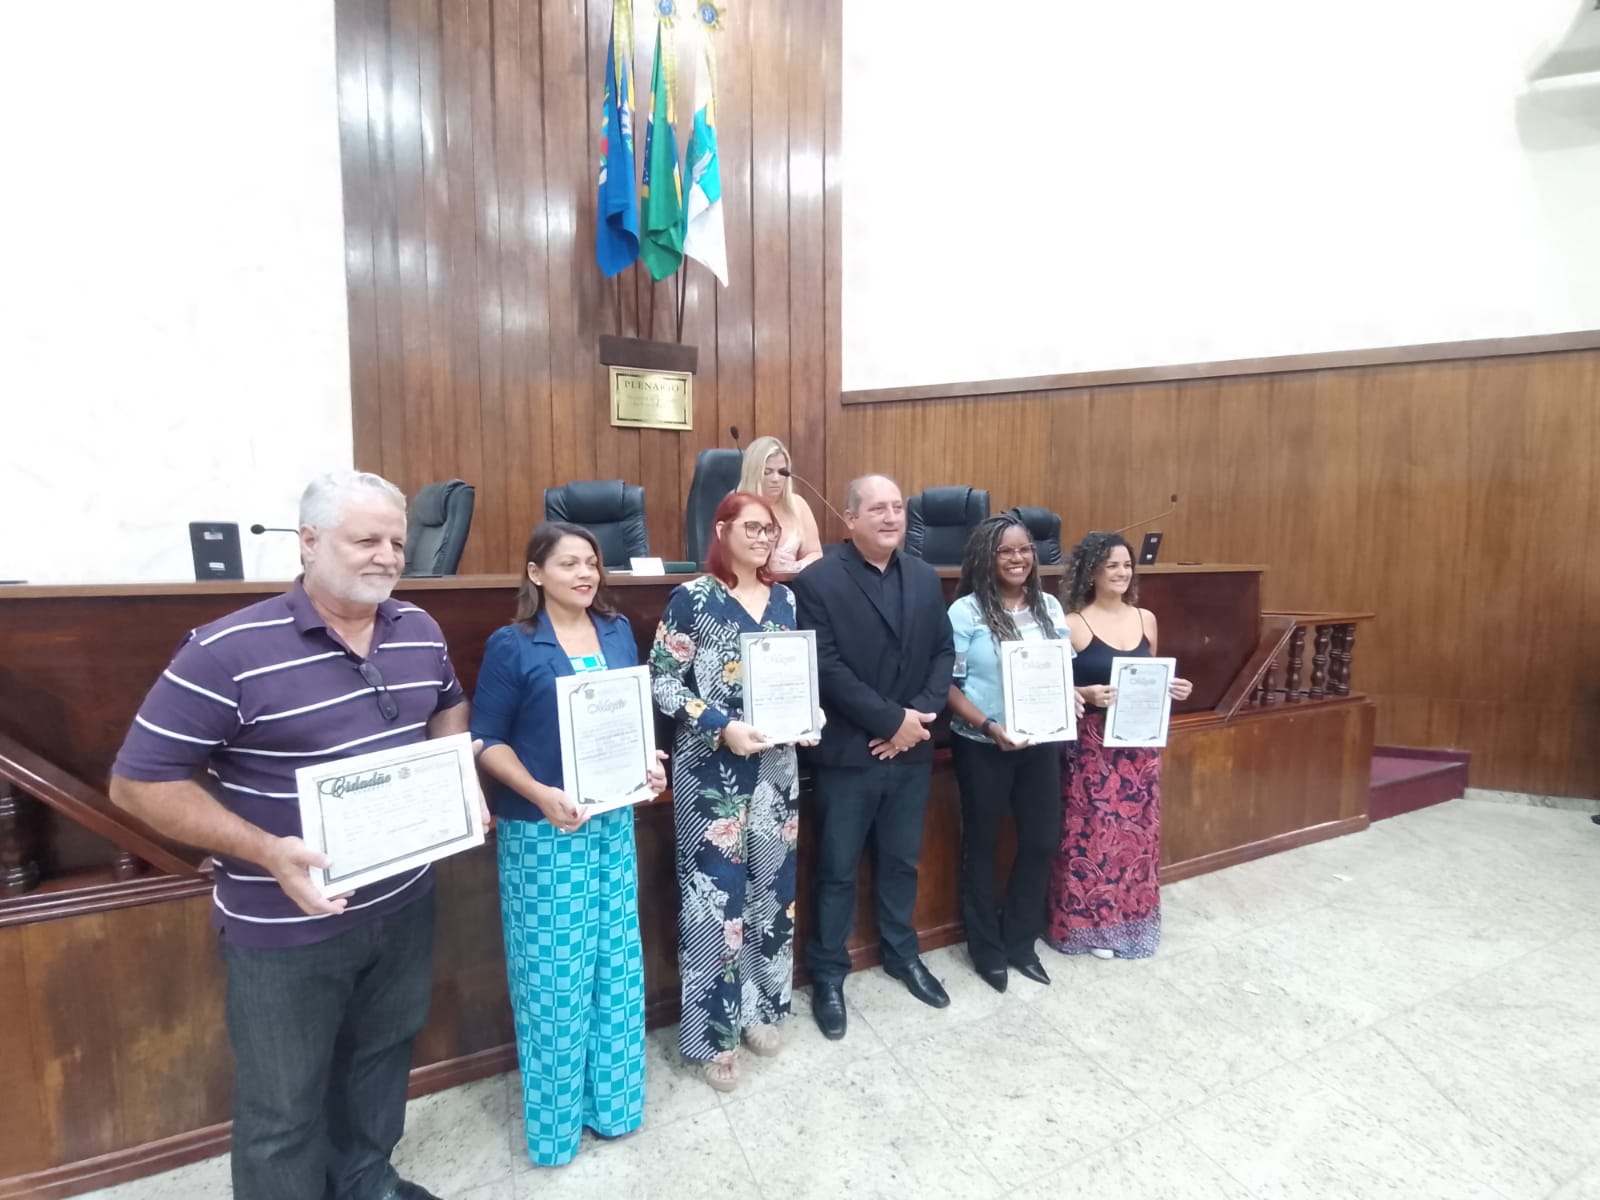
[791, 474, 956, 1039]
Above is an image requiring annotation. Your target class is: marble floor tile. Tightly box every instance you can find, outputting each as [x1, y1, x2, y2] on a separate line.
[509, 1107, 752, 1199]
[1032, 968, 1286, 1116]
[393, 1072, 515, 1195]
[708, 984, 891, 1104]
[77, 1151, 231, 1200]
[458, 1180, 519, 1200]
[1553, 1161, 1600, 1200]
[836, 943, 1021, 1048]
[1148, 936, 1390, 1062]
[1302, 1016, 1596, 1200]
[640, 1023, 725, 1127]
[1400, 937, 1600, 1122]
[1010, 1122, 1259, 1200]
[1175, 1062, 1506, 1200]
[721, 1049, 1000, 1200]
[897, 1003, 1158, 1190]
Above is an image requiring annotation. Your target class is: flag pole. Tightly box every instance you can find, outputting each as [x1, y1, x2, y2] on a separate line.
[675, 265, 687, 343]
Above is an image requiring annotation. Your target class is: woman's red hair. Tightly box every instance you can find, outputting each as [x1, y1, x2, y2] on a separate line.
[705, 492, 779, 588]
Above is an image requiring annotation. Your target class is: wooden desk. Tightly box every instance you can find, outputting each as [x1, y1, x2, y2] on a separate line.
[0, 565, 1372, 1196]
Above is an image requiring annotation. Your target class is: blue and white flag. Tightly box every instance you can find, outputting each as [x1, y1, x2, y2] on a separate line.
[595, 0, 639, 277]
[682, 31, 727, 285]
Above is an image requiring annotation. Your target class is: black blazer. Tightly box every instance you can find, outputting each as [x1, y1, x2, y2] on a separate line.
[791, 542, 955, 767]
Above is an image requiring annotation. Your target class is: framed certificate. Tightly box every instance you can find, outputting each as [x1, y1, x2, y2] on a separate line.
[1000, 640, 1077, 743]
[741, 630, 821, 744]
[296, 731, 484, 897]
[1103, 656, 1177, 748]
[555, 665, 657, 813]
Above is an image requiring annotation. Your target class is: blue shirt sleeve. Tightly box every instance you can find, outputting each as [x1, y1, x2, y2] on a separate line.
[469, 626, 523, 752]
[948, 596, 978, 683]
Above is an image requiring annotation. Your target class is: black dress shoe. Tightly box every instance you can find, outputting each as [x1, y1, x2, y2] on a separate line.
[812, 979, 848, 1040]
[1014, 959, 1051, 986]
[977, 965, 1008, 993]
[884, 958, 951, 1008]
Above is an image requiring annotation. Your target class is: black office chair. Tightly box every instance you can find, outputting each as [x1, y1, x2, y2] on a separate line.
[404, 479, 475, 576]
[905, 486, 990, 565]
[683, 449, 744, 564]
[544, 480, 650, 569]
[1008, 505, 1064, 566]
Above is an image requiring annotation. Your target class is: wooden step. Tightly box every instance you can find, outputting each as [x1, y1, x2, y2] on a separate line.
[1370, 746, 1470, 820]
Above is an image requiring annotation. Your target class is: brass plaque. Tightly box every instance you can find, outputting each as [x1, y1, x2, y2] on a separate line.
[609, 366, 693, 430]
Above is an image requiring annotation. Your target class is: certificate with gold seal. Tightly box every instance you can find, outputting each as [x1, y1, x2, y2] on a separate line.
[296, 732, 484, 897]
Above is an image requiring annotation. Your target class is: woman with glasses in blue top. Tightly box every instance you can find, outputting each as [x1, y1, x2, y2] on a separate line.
[945, 514, 1083, 992]
[471, 522, 667, 1168]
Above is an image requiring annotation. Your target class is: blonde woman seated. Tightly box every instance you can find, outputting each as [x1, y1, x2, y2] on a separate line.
[739, 436, 823, 573]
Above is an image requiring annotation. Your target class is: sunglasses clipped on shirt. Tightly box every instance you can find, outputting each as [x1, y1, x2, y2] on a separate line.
[357, 659, 399, 721]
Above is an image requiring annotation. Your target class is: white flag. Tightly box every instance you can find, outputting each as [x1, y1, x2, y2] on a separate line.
[682, 40, 728, 285]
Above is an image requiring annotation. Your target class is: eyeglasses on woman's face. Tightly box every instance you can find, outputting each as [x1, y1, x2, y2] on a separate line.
[741, 521, 779, 542]
[995, 544, 1035, 562]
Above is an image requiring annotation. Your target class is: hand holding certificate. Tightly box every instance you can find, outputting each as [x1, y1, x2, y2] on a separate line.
[1000, 640, 1077, 744]
[556, 665, 658, 814]
[1103, 656, 1178, 747]
[296, 731, 485, 897]
[741, 630, 822, 744]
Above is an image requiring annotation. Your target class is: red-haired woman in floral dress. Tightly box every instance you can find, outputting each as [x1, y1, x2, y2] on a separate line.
[651, 492, 817, 1092]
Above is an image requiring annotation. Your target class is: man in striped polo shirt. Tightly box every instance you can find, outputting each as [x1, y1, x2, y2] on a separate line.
[111, 471, 468, 1200]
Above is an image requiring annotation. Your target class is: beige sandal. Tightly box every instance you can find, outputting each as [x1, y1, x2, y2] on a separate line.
[702, 1051, 739, 1092]
[742, 1024, 782, 1057]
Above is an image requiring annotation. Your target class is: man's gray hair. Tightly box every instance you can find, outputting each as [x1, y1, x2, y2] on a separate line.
[843, 474, 898, 514]
[298, 470, 408, 531]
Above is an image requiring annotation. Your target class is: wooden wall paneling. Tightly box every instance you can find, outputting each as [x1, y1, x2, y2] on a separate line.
[466, 0, 511, 571]
[418, 0, 459, 494]
[337, 0, 387, 483]
[581, 4, 630, 508]
[820, 0, 844, 530]
[498, 0, 547, 560]
[390, 0, 438, 489]
[365, 2, 411, 482]
[1171, 379, 1222, 564]
[747, 0, 791, 451]
[786, 0, 827, 526]
[1302, 370, 1363, 607]
[20, 913, 123, 1166]
[1048, 388, 1093, 542]
[712, 3, 756, 478]
[0, 931, 47, 1178]
[102, 901, 229, 1148]
[439, 0, 489, 573]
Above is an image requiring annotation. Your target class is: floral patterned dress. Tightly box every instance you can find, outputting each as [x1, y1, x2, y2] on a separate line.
[650, 575, 801, 1062]
[1045, 628, 1163, 959]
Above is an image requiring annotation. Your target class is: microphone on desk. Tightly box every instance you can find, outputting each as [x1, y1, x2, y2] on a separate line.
[777, 468, 849, 529]
[249, 524, 298, 536]
[1112, 494, 1179, 537]
[729, 425, 743, 451]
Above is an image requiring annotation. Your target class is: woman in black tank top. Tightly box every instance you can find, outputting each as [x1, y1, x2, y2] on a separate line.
[1044, 532, 1191, 960]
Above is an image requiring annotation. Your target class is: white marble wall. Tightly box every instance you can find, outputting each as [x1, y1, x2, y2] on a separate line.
[0, 3, 351, 585]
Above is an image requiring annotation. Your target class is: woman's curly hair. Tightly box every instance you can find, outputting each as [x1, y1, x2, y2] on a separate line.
[1060, 530, 1138, 612]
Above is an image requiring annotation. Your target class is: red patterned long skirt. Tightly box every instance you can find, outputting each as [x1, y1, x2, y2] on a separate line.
[1043, 712, 1163, 958]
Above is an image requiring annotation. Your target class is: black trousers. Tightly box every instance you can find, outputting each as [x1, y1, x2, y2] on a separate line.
[951, 737, 1061, 970]
[806, 760, 932, 984]
[222, 890, 436, 1200]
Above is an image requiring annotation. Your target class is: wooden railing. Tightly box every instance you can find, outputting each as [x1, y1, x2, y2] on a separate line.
[0, 733, 208, 924]
[1223, 611, 1374, 717]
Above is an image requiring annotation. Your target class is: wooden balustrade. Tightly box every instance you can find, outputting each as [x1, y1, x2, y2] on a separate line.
[1243, 613, 1374, 711]
[0, 782, 40, 897]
